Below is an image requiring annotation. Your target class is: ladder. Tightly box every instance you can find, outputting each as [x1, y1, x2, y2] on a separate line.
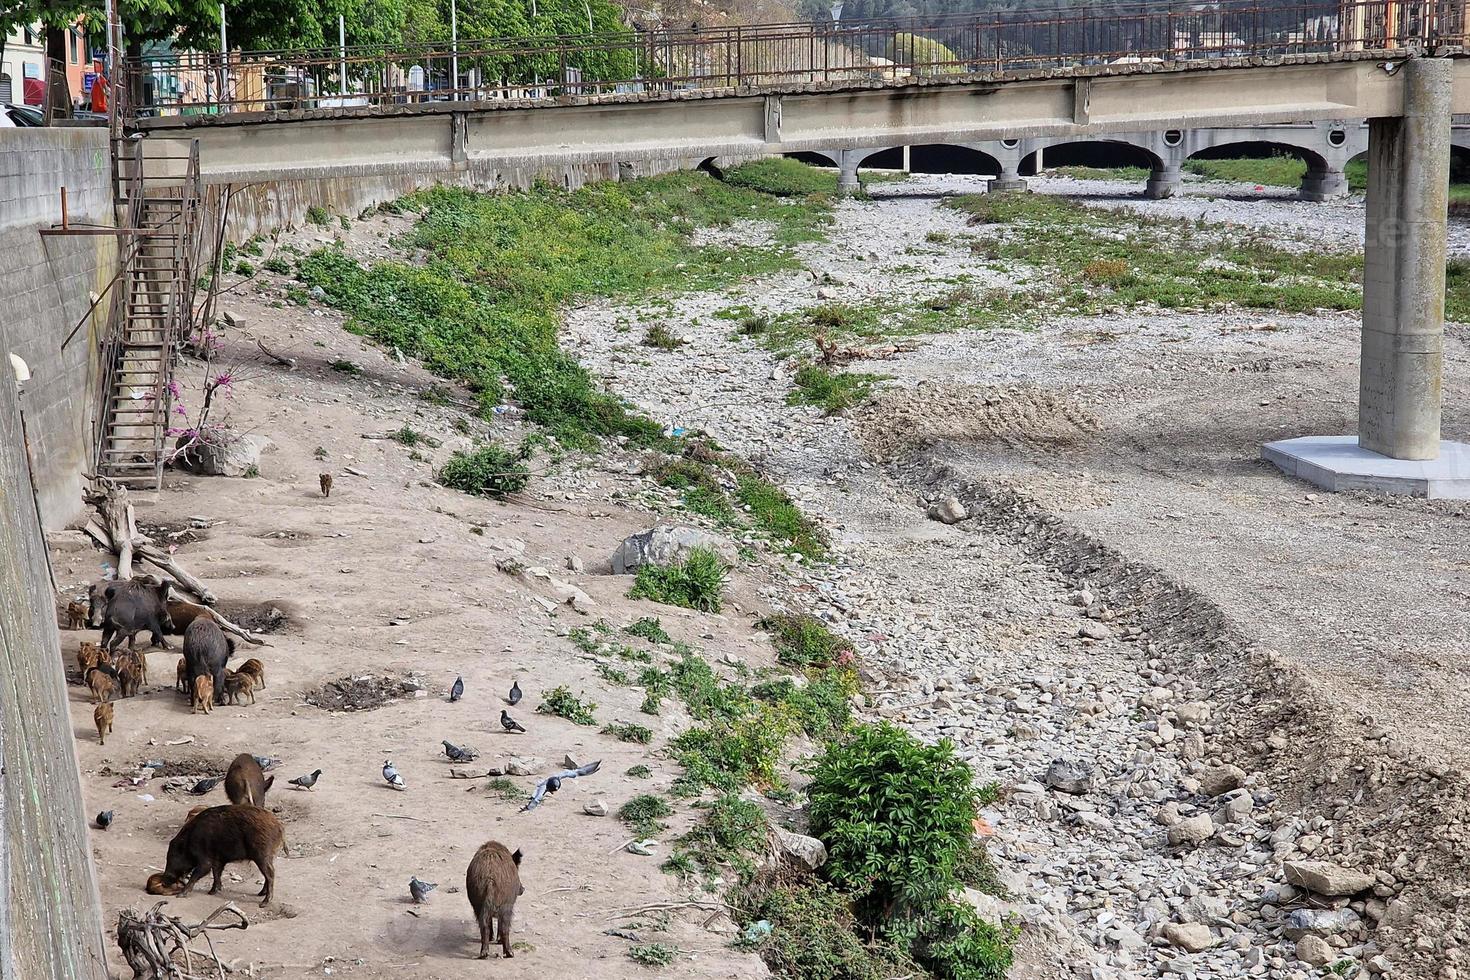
[95, 139, 203, 489]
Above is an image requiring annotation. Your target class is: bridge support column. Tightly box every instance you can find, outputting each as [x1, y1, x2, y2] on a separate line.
[987, 168, 1027, 193]
[836, 150, 861, 196]
[1299, 166, 1348, 202]
[1144, 165, 1181, 199]
[1264, 58, 1470, 497]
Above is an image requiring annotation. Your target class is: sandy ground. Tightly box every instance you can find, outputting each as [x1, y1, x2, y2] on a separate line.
[53, 225, 787, 977]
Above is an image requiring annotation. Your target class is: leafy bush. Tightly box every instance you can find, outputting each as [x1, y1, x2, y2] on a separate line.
[628, 943, 680, 966]
[263, 255, 293, 275]
[305, 205, 331, 226]
[808, 723, 979, 920]
[624, 617, 671, 644]
[670, 706, 791, 795]
[602, 722, 654, 744]
[788, 365, 882, 415]
[628, 547, 728, 612]
[760, 614, 854, 669]
[626, 764, 653, 778]
[536, 685, 597, 725]
[736, 875, 912, 980]
[752, 669, 856, 741]
[619, 794, 674, 834]
[907, 901, 1015, 980]
[234, 259, 255, 276]
[437, 443, 531, 498]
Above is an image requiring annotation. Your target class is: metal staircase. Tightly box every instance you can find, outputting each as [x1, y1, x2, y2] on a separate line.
[95, 139, 203, 488]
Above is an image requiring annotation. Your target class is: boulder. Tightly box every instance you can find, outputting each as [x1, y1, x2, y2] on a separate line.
[1167, 814, 1215, 847]
[174, 434, 270, 477]
[505, 756, 544, 777]
[1294, 935, 1334, 967]
[611, 525, 736, 574]
[775, 830, 827, 871]
[1044, 758, 1095, 795]
[583, 799, 609, 817]
[1284, 861, 1376, 897]
[959, 888, 1016, 928]
[927, 496, 968, 524]
[1161, 922, 1214, 953]
[1077, 621, 1112, 640]
[1199, 764, 1247, 797]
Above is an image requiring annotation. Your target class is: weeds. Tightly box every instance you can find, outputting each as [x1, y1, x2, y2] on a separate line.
[485, 777, 523, 802]
[664, 793, 768, 884]
[760, 614, 855, 669]
[627, 943, 680, 967]
[787, 364, 883, 415]
[624, 617, 671, 644]
[642, 323, 684, 350]
[329, 359, 361, 375]
[626, 764, 653, 778]
[619, 794, 674, 835]
[437, 443, 531, 498]
[305, 205, 331, 226]
[602, 722, 654, 744]
[536, 686, 597, 726]
[628, 547, 728, 612]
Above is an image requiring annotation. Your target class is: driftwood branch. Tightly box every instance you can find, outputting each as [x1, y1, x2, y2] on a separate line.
[252, 335, 295, 369]
[135, 544, 217, 605]
[117, 901, 247, 979]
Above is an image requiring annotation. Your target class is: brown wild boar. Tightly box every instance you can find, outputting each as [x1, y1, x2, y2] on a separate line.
[176, 657, 188, 693]
[77, 641, 104, 675]
[222, 671, 256, 705]
[466, 841, 524, 959]
[192, 674, 213, 714]
[319, 472, 332, 498]
[65, 599, 88, 629]
[184, 618, 233, 706]
[235, 658, 266, 690]
[86, 666, 118, 704]
[94, 702, 114, 745]
[184, 805, 208, 824]
[145, 804, 285, 907]
[224, 754, 274, 806]
[165, 598, 213, 635]
[114, 655, 141, 699]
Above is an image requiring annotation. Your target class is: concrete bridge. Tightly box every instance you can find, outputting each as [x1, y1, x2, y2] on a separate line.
[124, 2, 1470, 493]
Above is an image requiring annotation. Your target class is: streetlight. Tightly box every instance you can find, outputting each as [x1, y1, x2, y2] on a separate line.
[830, 1, 843, 24]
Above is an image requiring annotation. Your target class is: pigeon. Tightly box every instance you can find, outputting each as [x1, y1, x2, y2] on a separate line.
[507, 680, 522, 706]
[253, 755, 282, 772]
[289, 769, 322, 791]
[409, 876, 438, 904]
[443, 740, 479, 763]
[500, 710, 526, 734]
[95, 810, 113, 830]
[382, 760, 406, 791]
[449, 675, 464, 703]
[522, 760, 601, 812]
[188, 776, 223, 796]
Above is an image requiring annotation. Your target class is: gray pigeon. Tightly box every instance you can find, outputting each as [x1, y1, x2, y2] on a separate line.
[253, 755, 282, 772]
[382, 760, 406, 791]
[522, 760, 601, 812]
[289, 769, 322, 790]
[500, 710, 526, 734]
[507, 680, 522, 705]
[95, 810, 114, 830]
[409, 876, 438, 904]
[188, 776, 222, 796]
[443, 740, 479, 763]
[449, 675, 464, 702]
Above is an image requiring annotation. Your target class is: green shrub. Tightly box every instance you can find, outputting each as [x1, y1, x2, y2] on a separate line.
[760, 614, 854, 669]
[808, 723, 979, 920]
[752, 669, 856, 741]
[736, 875, 912, 980]
[628, 547, 727, 612]
[626, 764, 653, 778]
[643, 323, 684, 350]
[788, 364, 882, 415]
[234, 259, 255, 276]
[437, 443, 530, 498]
[666, 793, 768, 884]
[602, 722, 654, 744]
[624, 617, 671, 644]
[724, 158, 835, 197]
[306, 205, 331, 226]
[536, 685, 597, 725]
[907, 901, 1014, 980]
[619, 794, 674, 835]
[263, 255, 292, 275]
[627, 943, 680, 966]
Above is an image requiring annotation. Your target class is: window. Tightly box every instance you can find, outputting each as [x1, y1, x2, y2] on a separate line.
[0, 73, 11, 104]
[70, 31, 79, 63]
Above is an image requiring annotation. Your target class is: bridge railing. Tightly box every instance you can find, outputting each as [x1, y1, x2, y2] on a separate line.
[121, 0, 1467, 121]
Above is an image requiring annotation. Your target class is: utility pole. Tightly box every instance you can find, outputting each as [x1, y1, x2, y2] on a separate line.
[451, 0, 459, 99]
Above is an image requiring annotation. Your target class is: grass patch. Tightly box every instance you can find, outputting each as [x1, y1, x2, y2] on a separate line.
[536, 686, 597, 726]
[1052, 164, 1152, 182]
[485, 777, 523, 802]
[628, 547, 728, 613]
[626, 764, 653, 778]
[619, 794, 675, 835]
[760, 613, 854, 669]
[734, 475, 827, 562]
[787, 364, 884, 415]
[642, 323, 684, 350]
[298, 172, 831, 447]
[627, 943, 680, 967]
[305, 205, 331, 226]
[723, 157, 838, 197]
[602, 721, 654, 744]
[329, 359, 361, 375]
[663, 793, 768, 885]
[624, 617, 671, 644]
[437, 443, 531, 498]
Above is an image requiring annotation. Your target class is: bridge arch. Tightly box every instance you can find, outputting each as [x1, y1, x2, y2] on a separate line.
[784, 150, 840, 170]
[896, 144, 1003, 176]
[1184, 139, 1331, 175]
[1022, 138, 1165, 174]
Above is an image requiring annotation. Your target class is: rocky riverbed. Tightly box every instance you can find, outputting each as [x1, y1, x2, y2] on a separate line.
[566, 173, 1470, 980]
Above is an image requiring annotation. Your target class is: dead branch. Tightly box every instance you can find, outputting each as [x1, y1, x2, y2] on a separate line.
[252, 336, 295, 369]
[135, 544, 218, 606]
[101, 484, 138, 580]
[117, 901, 247, 979]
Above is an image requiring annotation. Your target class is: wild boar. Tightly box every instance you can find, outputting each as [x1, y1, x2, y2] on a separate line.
[224, 754, 273, 807]
[65, 599, 88, 629]
[466, 841, 524, 959]
[145, 804, 285, 907]
[192, 674, 214, 714]
[235, 658, 266, 691]
[94, 579, 174, 653]
[86, 665, 118, 704]
[183, 618, 233, 706]
[94, 702, 114, 745]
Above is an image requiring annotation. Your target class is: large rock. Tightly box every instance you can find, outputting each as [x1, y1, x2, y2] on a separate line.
[174, 433, 270, 477]
[1044, 758, 1095, 795]
[611, 525, 736, 574]
[775, 831, 827, 871]
[927, 496, 968, 524]
[1284, 861, 1376, 897]
[1161, 922, 1214, 953]
[1167, 814, 1215, 847]
[1294, 935, 1334, 967]
[1198, 764, 1247, 797]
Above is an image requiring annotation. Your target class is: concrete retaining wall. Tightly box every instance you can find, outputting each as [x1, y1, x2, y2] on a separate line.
[0, 129, 114, 529]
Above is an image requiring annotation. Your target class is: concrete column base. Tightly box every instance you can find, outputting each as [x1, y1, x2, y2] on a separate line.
[1300, 169, 1349, 202]
[1264, 436, 1470, 498]
[1144, 168, 1181, 199]
[987, 174, 1027, 193]
[836, 175, 861, 196]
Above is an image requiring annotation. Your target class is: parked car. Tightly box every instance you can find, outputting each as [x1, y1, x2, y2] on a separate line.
[0, 103, 44, 126]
